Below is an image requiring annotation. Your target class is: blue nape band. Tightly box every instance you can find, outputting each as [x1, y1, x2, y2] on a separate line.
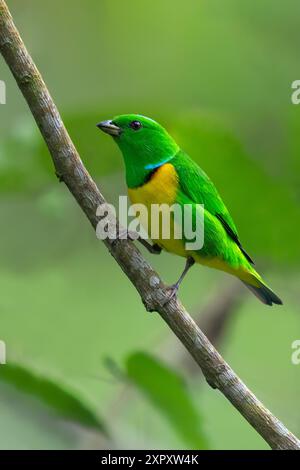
[144, 156, 174, 170]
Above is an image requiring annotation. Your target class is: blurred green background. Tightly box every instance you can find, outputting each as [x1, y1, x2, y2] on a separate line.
[0, 0, 300, 450]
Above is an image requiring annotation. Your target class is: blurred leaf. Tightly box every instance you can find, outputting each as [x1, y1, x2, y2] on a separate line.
[126, 352, 209, 449]
[0, 362, 107, 434]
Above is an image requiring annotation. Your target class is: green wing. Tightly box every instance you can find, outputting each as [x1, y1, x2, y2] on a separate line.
[173, 150, 254, 264]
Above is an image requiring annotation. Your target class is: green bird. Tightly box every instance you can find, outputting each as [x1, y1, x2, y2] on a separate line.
[97, 114, 282, 306]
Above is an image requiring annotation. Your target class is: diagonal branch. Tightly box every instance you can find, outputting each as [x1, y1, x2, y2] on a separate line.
[172, 282, 245, 375]
[0, 0, 299, 450]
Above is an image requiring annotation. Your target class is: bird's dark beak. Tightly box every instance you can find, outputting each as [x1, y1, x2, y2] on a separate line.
[96, 120, 121, 137]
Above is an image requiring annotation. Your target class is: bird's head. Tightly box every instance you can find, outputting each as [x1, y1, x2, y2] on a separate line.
[97, 114, 179, 187]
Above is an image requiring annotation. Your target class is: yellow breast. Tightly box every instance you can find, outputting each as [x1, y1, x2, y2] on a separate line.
[128, 163, 187, 256]
[128, 163, 178, 206]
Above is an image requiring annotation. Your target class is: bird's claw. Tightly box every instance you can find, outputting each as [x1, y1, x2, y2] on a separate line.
[117, 227, 139, 241]
[163, 283, 179, 306]
[149, 243, 162, 254]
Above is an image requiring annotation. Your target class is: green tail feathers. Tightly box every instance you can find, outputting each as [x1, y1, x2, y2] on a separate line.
[242, 280, 283, 306]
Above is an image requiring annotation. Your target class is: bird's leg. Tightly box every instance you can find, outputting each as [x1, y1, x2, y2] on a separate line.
[117, 227, 162, 254]
[166, 256, 195, 301]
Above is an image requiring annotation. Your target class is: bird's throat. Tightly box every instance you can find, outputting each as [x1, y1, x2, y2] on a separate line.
[125, 153, 178, 188]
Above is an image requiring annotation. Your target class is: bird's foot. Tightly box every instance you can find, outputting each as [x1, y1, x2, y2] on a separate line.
[110, 227, 129, 249]
[163, 283, 179, 306]
[117, 229, 162, 255]
[115, 227, 139, 241]
[145, 242, 162, 254]
[117, 227, 129, 240]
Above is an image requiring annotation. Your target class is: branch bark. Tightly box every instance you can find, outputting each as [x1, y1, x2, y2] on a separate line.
[178, 283, 245, 375]
[0, 0, 299, 450]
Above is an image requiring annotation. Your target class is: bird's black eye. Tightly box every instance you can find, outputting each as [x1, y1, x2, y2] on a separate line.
[130, 120, 142, 131]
